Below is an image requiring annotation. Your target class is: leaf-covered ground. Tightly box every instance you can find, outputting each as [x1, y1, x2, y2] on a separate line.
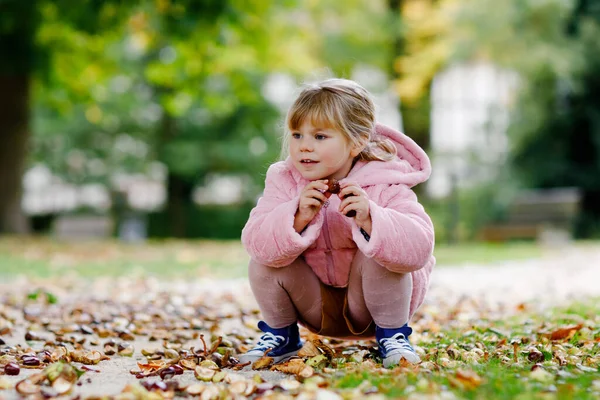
[0, 239, 599, 399]
[0, 274, 598, 400]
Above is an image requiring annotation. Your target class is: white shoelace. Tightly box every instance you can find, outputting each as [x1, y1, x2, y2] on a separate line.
[251, 332, 285, 352]
[380, 333, 414, 354]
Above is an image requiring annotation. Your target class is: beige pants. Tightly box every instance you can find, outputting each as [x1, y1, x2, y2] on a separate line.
[248, 252, 413, 339]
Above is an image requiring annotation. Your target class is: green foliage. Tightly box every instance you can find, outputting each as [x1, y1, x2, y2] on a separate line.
[0, 0, 39, 73]
[21, 1, 408, 238]
[507, 4, 600, 237]
[147, 203, 254, 239]
[28, 1, 323, 201]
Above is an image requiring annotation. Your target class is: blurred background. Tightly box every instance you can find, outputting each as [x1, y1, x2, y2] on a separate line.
[1, 0, 600, 250]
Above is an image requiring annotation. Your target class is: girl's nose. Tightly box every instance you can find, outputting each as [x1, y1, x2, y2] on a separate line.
[300, 139, 313, 152]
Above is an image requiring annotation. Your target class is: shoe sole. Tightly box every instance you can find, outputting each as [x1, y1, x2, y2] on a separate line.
[239, 350, 299, 365]
[382, 353, 421, 368]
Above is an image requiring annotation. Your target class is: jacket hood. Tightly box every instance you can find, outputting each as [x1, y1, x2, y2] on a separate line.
[285, 123, 431, 188]
[346, 123, 431, 188]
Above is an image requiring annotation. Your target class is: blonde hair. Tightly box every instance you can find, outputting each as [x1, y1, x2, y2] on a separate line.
[280, 78, 397, 162]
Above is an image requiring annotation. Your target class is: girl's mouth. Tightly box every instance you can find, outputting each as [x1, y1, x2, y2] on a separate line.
[300, 159, 318, 164]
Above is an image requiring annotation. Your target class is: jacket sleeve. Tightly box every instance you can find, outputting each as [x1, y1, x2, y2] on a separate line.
[241, 163, 323, 267]
[351, 184, 434, 273]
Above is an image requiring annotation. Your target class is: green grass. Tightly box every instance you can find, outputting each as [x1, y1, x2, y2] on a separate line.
[326, 299, 600, 399]
[433, 241, 544, 265]
[0, 236, 249, 280]
[0, 236, 596, 280]
[332, 361, 600, 399]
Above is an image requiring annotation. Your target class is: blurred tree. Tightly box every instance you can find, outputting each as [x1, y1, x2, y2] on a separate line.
[133, 2, 313, 236]
[28, 1, 322, 237]
[0, 1, 37, 233]
[393, 0, 455, 147]
[510, 0, 600, 237]
[0, 0, 127, 233]
[3, 0, 436, 237]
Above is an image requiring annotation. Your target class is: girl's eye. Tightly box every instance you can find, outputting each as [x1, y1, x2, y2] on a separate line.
[315, 134, 326, 140]
[291, 133, 301, 139]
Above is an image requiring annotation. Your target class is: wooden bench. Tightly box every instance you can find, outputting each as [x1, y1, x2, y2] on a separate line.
[53, 214, 114, 240]
[479, 188, 582, 242]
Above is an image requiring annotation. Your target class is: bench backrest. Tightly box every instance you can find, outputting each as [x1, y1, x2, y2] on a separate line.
[506, 187, 581, 227]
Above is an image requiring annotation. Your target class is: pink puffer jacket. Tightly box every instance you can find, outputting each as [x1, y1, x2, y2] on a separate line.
[241, 124, 435, 317]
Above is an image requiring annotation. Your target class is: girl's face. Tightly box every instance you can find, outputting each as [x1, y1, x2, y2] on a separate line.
[289, 120, 362, 181]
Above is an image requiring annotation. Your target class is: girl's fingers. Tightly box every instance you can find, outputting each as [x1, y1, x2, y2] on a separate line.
[338, 196, 361, 213]
[305, 189, 328, 203]
[340, 202, 359, 217]
[306, 198, 323, 208]
[300, 198, 322, 209]
[308, 180, 329, 192]
[338, 185, 363, 199]
[339, 180, 356, 189]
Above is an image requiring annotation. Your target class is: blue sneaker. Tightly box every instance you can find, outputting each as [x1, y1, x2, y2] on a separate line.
[376, 324, 421, 367]
[239, 321, 302, 364]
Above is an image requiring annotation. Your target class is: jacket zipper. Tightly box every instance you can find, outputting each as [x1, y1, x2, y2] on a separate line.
[322, 205, 335, 285]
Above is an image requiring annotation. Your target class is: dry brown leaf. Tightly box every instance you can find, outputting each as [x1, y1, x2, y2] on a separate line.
[15, 379, 42, 396]
[137, 361, 165, 373]
[198, 359, 219, 370]
[272, 358, 314, 378]
[449, 369, 483, 390]
[312, 339, 335, 359]
[180, 359, 197, 370]
[186, 383, 206, 395]
[52, 376, 73, 395]
[229, 380, 257, 396]
[251, 355, 274, 370]
[547, 324, 583, 341]
[199, 384, 221, 400]
[70, 350, 103, 365]
[298, 341, 320, 357]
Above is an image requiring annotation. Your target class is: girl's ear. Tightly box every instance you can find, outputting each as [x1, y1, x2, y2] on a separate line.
[350, 139, 367, 158]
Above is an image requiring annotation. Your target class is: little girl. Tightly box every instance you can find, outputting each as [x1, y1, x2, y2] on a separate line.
[240, 78, 435, 367]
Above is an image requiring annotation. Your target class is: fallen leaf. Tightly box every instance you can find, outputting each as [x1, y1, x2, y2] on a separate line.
[70, 350, 103, 365]
[546, 324, 583, 341]
[194, 366, 216, 381]
[298, 341, 320, 357]
[530, 366, 554, 382]
[137, 361, 165, 373]
[51, 376, 73, 395]
[186, 383, 206, 395]
[272, 358, 314, 378]
[449, 369, 483, 390]
[229, 380, 257, 396]
[0, 376, 13, 390]
[15, 379, 42, 395]
[251, 356, 274, 370]
[312, 339, 336, 359]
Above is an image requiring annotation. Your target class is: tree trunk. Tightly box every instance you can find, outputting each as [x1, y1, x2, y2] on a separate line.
[158, 111, 195, 237]
[166, 173, 194, 238]
[0, 75, 31, 233]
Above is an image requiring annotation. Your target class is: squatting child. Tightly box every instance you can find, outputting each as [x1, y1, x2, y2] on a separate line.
[240, 78, 435, 367]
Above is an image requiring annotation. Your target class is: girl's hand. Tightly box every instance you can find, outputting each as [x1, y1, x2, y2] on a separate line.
[294, 179, 331, 233]
[338, 182, 372, 233]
